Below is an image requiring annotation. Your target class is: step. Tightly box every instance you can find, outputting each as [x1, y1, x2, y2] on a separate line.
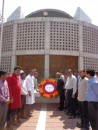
[34, 91, 59, 103]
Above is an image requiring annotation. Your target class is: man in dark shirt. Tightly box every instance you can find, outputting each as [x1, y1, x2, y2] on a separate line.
[56, 72, 65, 111]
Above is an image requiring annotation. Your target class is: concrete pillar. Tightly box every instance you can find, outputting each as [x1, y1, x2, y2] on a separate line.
[78, 56, 83, 70]
[78, 22, 83, 70]
[44, 20, 50, 78]
[11, 23, 17, 72]
[44, 55, 49, 78]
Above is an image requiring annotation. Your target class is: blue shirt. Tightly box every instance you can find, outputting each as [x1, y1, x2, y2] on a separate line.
[86, 77, 98, 102]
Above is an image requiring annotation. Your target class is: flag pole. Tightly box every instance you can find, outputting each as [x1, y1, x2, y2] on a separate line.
[0, 0, 5, 66]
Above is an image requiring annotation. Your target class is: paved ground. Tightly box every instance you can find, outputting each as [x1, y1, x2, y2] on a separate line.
[12, 103, 91, 130]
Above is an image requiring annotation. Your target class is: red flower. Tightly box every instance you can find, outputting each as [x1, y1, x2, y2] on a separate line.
[39, 79, 58, 98]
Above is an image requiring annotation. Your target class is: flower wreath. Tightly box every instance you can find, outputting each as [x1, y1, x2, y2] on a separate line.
[39, 79, 58, 98]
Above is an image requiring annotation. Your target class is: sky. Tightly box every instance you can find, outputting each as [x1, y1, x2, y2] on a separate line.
[0, 0, 98, 26]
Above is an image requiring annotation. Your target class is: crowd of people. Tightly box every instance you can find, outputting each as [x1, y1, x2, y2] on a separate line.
[0, 66, 39, 130]
[56, 69, 98, 130]
[0, 67, 98, 130]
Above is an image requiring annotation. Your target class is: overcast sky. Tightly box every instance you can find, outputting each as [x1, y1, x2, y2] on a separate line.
[0, 0, 98, 25]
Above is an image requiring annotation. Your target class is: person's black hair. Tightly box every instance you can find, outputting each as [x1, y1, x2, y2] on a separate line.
[86, 69, 95, 77]
[0, 71, 7, 77]
[14, 66, 22, 70]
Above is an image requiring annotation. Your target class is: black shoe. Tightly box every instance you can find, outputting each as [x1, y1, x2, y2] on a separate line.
[58, 108, 64, 111]
[68, 115, 76, 119]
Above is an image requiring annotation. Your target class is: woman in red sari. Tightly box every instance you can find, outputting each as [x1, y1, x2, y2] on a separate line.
[7, 66, 22, 130]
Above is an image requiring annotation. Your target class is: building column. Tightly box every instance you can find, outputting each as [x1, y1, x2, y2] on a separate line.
[78, 22, 83, 70]
[78, 56, 83, 70]
[11, 23, 17, 72]
[44, 20, 50, 78]
[44, 55, 49, 78]
[11, 55, 16, 72]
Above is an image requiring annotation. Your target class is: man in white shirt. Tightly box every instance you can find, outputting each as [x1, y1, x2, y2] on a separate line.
[76, 69, 89, 130]
[65, 69, 77, 118]
[25, 70, 35, 117]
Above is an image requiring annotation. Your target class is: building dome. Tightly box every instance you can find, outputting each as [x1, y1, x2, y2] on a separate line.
[26, 9, 73, 19]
